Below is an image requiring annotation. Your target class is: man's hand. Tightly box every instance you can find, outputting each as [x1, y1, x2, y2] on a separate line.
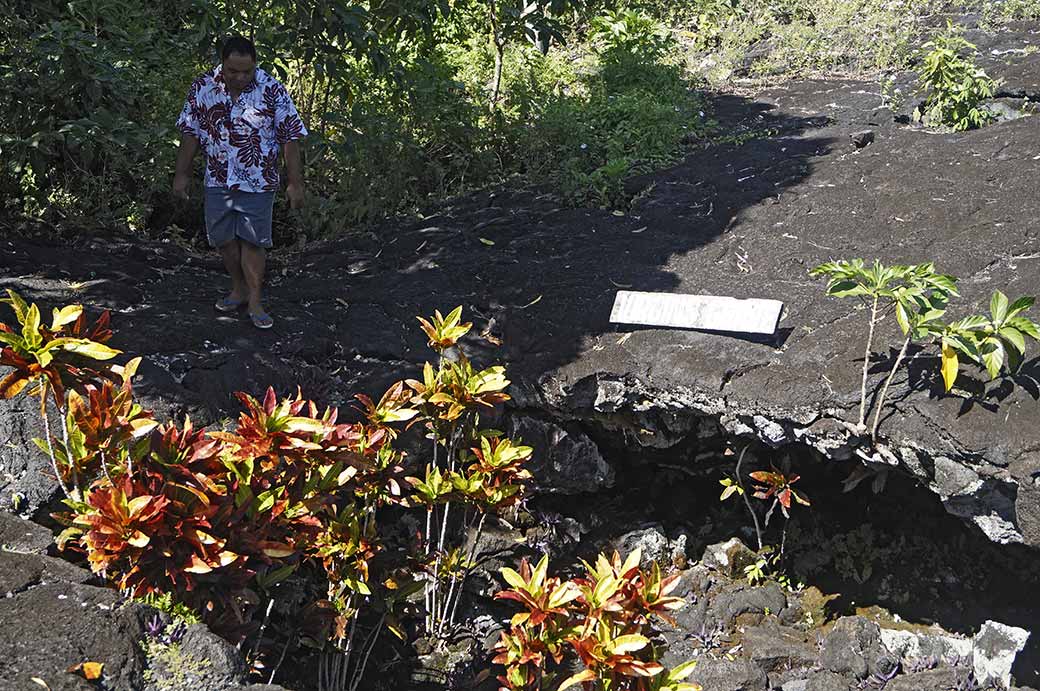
[172, 172, 191, 200]
[286, 180, 305, 209]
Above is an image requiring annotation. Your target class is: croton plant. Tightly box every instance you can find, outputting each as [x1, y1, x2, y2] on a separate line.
[1, 291, 697, 689]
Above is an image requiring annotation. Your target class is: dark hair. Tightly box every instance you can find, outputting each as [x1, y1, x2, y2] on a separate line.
[220, 36, 256, 62]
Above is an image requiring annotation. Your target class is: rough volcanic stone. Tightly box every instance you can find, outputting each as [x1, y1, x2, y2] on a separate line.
[973, 620, 1031, 688]
[886, 668, 963, 691]
[506, 415, 614, 494]
[0, 394, 62, 516]
[688, 657, 768, 691]
[0, 510, 54, 554]
[744, 622, 818, 670]
[609, 525, 683, 567]
[143, 623, 248, 691]
[805, 671, 852, 691]
[701, 538, 758, 579]
[820, 616, 882, 679]
[878, 626, 972, 661]
[0, 553, 148, 690]
[710, 582, 787, 625]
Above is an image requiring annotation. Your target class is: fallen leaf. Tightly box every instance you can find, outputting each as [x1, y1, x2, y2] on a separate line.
[631, 226, 647, 233]
[31, 678, 50, 689]
[518, 295, 542, 309]
[612, 210, 625, 216]
[66, 661, 103, 680]
[609, 279, 633, 288]
[479, 237, 495, 245]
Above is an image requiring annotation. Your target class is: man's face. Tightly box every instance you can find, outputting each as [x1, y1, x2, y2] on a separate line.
[221, 52, 256, 93]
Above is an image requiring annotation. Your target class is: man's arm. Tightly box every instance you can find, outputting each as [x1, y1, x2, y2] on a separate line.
[283, 139, 304, 209]
[172, 133, 199, 199]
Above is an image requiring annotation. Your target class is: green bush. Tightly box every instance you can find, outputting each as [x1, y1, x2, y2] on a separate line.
[914, 24, 997, 131]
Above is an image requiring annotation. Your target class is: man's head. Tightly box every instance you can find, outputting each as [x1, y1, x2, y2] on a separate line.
[220, 36, 257, 93]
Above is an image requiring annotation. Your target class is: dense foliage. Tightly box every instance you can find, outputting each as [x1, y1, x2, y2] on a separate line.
[0, 0, 714, 238]
[3, 0, 1024, 239]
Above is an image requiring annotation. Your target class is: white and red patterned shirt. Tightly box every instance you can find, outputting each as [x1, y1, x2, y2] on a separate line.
[176, 66, 307, 192]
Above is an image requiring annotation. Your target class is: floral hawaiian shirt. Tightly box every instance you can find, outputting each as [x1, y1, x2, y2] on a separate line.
[176, 65, 307, 192]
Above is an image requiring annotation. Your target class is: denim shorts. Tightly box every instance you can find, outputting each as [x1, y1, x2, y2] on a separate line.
[204, 187, 275, 248]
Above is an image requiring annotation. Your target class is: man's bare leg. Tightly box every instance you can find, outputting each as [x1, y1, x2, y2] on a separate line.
[239, 240, 267, 315]
[218, 239, 247, 303]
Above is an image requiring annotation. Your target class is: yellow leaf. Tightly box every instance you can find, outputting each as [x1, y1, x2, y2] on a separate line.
[262, 544, 296, 558]
[61, 339, 121, 361]
[81, 662, 103, 681]
[217, 550, 239, 566]
[126, 531, 150, 548]
[479, 237, 495, 246]
[129, 418, 159, 438]
[50, 305, 83, 331]
[66, 661, 103, 680]
[184, 555, 213, 574]
[30, 677, 50, 689]
[609, 634, 650, 654]
[941, 343, 959, 392]
[557, 669, 597, 691]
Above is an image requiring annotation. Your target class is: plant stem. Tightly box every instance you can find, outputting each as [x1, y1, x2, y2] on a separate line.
[268, 630, 292, 685]
[871, 334, 912, 440]
[448, 511, 487, 629]
[39, 390, 70, 498]
[860, 295, 879, 429]
[734, 446, 762, 552]
[348, 614, 386, 691]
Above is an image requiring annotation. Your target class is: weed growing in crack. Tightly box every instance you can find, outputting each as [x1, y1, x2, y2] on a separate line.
[720, 446, 809, 587]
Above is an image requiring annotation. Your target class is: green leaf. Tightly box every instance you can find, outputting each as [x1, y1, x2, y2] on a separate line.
[827, 281, 870, 298]
[999, 327, 1026, 356]
[21, 304, 41, 349]
[981, 338, 1005, 379]
[1008, 317, 1040, 341]
[1007, 296, 1035, 320]
[0, 331, 25, 349]
[991, 290, 1009, 324]
[500, 567, 528, 591]
[895, 302, 911, 335]
[668, 660, 698, 681]
[3, 289, 28, 323]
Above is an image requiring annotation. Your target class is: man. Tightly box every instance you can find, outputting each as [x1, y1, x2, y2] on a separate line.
[172, 36, 306, 330]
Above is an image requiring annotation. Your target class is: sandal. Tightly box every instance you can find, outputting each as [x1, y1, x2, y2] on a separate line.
[250, 311, 274, 330]
[215, 296, 247, 313]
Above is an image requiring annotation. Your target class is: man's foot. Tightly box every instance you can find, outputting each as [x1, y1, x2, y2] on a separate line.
[250, 311, 274, 330]
[215, 295, 248, 312]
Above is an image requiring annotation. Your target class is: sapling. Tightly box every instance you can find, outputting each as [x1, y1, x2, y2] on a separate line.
[809, 260, 913, 431]
[810, 261, 957, 438]
[871, 270, 957, 438]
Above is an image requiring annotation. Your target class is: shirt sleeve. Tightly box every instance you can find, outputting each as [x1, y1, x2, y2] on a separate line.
[273, 84, 308, 145]
[176, 79, 203, 138]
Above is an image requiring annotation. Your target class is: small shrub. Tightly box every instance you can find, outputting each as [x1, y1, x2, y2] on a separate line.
[491, 549, 700, 691]
[915, 24, 998, 131]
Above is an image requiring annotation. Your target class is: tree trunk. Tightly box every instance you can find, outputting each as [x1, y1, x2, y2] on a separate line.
[491, 41, 504, 111]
